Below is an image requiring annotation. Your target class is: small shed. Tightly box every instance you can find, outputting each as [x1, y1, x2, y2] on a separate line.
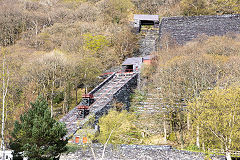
[133, 14, 159, 32]
[122, 57, 143, 72]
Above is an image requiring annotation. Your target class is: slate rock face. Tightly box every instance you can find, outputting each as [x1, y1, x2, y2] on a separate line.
[60, 144, 207, 160]
[159, 14, 240, 45]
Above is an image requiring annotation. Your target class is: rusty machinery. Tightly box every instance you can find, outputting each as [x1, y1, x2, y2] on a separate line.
[77, 94, 95, 118]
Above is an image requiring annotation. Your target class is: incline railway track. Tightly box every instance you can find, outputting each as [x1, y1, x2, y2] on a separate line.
[60, 72, 137, 138]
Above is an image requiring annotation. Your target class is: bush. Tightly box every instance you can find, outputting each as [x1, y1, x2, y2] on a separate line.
[186, 144, 200, 151]
[167, 132, 177, 142]
[97, 110, 143, 144]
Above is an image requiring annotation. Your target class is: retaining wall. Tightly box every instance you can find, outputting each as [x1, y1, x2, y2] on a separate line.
[158, 14, 240, 46]
[93, 74, 138, 123]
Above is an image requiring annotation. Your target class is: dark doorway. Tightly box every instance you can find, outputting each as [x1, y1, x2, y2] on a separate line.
[123, 65, 133, 72]
[140, 20, 155, 25]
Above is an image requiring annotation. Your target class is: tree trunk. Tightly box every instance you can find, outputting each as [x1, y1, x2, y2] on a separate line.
[63, 87, 68, 114]
[1, 55, 8, 160]
[163, 114, 167, 142]
[226, 139, 232, 160]
[1, 93, 5, 160]
[202, 142, 205, 152]
[226, 151, 231, 160]
[75, 83, 78, 105]
[85, 86, 88, 94]
[179, 112, 184, 149]
[101, 130, 113, 160]
[187, 112, 190, 130]
[50, 80, 54, 118]
[196, 125, 200, 148]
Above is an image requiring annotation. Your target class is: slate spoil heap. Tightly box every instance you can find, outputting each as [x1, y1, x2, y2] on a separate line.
[60, 144, 209, 160]
[159, 14, 240, 45]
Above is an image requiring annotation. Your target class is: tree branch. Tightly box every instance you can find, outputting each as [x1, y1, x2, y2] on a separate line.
[101, 129, 114, 160]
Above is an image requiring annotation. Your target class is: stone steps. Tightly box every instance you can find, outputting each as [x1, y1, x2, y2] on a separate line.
[137, 29, 159, 56]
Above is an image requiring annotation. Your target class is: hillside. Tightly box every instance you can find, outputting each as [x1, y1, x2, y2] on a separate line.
[1, 0, 240, 159]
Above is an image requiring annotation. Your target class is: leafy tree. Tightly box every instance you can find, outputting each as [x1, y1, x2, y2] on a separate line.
[110, 25, 138, 62]
[83, 33, 109, 52]
[10, 96, 68, 160]
[188, 86, 240, 160]
[150, 51, 219, 147]
[77, 55, 103, 93]
[132, 0, 161, 14]
[97, 110, 142, 144]
[144, 35, 240, 148]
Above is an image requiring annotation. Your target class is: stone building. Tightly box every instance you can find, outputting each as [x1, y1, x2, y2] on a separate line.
[133, 14, 159, 32]
[122, 57, 143, 72]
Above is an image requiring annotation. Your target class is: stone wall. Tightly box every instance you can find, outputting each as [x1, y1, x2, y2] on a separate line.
[113, 73, 138, 109]
[158, 14, 240, 46]
[94, 73, 138, 123]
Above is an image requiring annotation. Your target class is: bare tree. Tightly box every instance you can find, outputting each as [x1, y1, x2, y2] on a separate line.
[28, 51, 70, 117]
[0, 49, 9, 160]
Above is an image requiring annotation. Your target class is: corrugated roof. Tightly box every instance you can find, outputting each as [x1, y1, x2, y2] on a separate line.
[134, 14, 159, 21]
[122, 57, 143, 65]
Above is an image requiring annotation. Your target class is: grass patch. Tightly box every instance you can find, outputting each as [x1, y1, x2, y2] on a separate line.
[65, 144, 81, 154]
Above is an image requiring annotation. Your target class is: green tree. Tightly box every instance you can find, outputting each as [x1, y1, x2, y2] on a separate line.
[97, 110, 142, 145]
[142, 35, 240, 148]
[83, 33, 109, 53]
[10, 96, 68, 160]
[188, 86, 240, 160]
